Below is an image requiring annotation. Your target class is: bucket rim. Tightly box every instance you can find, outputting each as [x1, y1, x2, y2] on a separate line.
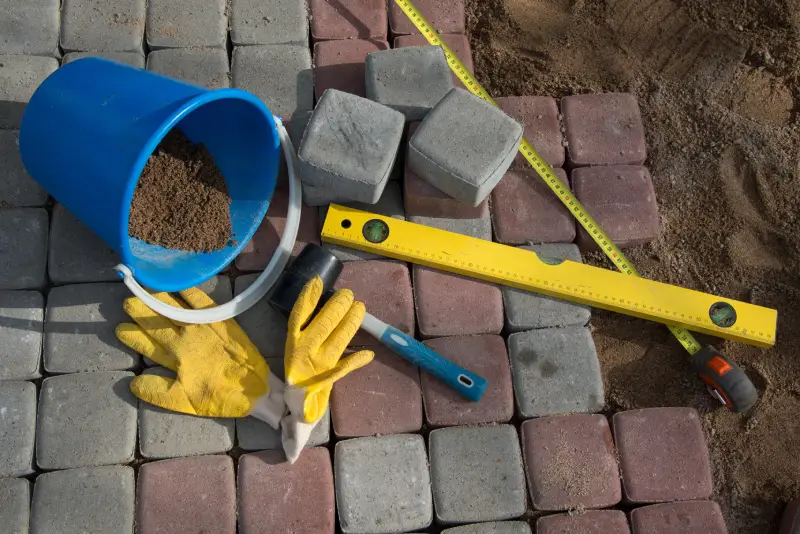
[119, 87, 279, 290]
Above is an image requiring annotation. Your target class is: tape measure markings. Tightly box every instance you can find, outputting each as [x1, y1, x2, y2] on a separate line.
[391, 0, 705, 354]
[322, 206, 777, 348]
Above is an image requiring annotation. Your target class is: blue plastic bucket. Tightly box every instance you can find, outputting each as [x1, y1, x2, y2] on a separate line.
[19, 57, 279, 292]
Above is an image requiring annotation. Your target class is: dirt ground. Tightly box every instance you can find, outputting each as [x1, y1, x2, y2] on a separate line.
[464, 0, 800, 531]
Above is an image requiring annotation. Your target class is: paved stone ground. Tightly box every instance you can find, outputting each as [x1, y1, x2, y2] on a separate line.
[0, 1, 725, 533]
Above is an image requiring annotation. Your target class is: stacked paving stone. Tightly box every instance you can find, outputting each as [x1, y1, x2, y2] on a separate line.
[0, 0, 727, 533]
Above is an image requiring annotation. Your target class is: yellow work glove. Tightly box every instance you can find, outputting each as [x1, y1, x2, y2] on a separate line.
[115, 288, 286, 429]
[282, 276, 374, 462]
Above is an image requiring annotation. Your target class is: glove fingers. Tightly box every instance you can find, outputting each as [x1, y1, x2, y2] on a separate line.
[318, 300, 365, 367]
[302, 387, 332, 425]
[130, 375, 196, 415]
[288, 276, 323, 337]
[180, 286, 265, 364]
[295, 349, 374, 393]
[122, 296, 182, 347]
[303, 288, 355, 355]
[115, 323, 179, 371]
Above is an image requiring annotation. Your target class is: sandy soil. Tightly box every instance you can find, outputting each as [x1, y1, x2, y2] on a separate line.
[464, 0, 800, 531]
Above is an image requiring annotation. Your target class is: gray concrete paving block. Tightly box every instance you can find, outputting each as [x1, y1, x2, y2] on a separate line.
[298, 89, 404, 205]
[409, 88, 523, 206]
[138, 366, 235, 459]
[286, 110, 312, 149]
[429, 425, 526, 524]
[408, 214, 491, 240]
[0, 130, 48, 207]
[147, 48, 229, 89]
[146, 0, 226, 49]
[232, 45, 313, 117]
[335, 434, 432, 533]
[503, 244, 591, 331]
[365, 46, 454, 121]
[44, 283, 139, 373]
[48, 203, 121, 284]
[62, 51, 145, 68]
[442, 522, 533, 534]
[233, 273, 288, 359]
[0, 478, 30, 534]
[30, 466, 135, 534]
[196, 274, 233, 306]
[320, 181, 405, 261]
[36, 371, 137, 469]
[0, 381, 36, 476]
[0, 0, 60, 56]
[230, 0, 309, 46]
[0, 208, 48, 290]
[0, 55, 58, 129]
[508, 326, 604, 418]
[146, 0, 227, 49]
[0, 291, 43, 380]
[237, 406, 330, 451]
[60, 0, 146, 53]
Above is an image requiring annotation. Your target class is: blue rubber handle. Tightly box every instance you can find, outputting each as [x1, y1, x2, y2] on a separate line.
[379, 326, 488, 401]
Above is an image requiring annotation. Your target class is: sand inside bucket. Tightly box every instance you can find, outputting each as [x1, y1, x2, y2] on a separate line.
[129, 128, 233, 252]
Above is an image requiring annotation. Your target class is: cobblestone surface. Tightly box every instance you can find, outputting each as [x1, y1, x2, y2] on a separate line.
[0, 5, 684, 531]
[146, 47, 230, 89]
[335, 434, 432, 533]
[331, 346, 422, 437]
[137, 455, 236, 534]
[0, 380, 36, 476]
[59, 0, 146, 53]
[0, 478, 30, 533]
[44, 283, 139, 373]
[36, 372, 137, 470]
[430, 425, 526, 524]
[0, 55, 58, 129]
[30, 466, 135, 534]
[0, 291, 44, 380]
[0, 0, 60, 56]
[613, 407, 713, 503]
[0, 208, 48, 290]
[0, 130, 48, 207]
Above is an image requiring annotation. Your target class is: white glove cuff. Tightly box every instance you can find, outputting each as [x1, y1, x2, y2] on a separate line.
[281, 385, 315, 464]
[249, 373, 287, 429]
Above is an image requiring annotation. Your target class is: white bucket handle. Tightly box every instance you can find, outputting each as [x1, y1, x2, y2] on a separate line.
[115, 116, 302, 324]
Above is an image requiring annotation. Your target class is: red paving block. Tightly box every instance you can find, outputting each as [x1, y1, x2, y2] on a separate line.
[630, 501, 728, 534]
[522, 415, 621, 511]
[413, 265, 503, 338]
[334, 260, 415, 347]
[235, 185, 320, 271]
[561, 93, 647, 167]
[421, 335, 513, 426]
[314, 39, 390, 99]
[394, 34, 473, 88]
[404, 122, 489, 218]
[136, 455, 236, 534]
[238, 448, 335, 534]
[781, 500, 800, 534]
[613, 407, 712, 504]
[490, 167, 575, 245]
[331, 346, 422, 437]
[496, 96, 564, 168]
[389, 0, 465, 36]
[572, 165, 659, 251]
[537, 510, 631, 534]
[309, 0, 388, 41]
